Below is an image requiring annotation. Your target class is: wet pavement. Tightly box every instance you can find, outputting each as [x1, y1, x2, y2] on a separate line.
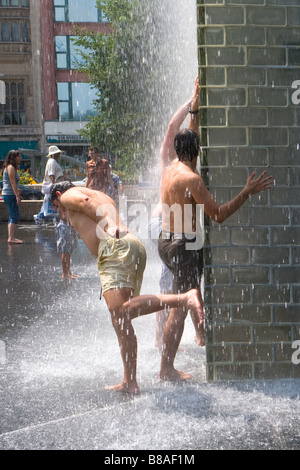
[0, 222, 300, 451]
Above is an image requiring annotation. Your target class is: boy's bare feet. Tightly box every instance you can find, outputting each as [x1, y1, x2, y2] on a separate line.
[105, 381, 140, 395]
[8, 238, 23, 244]
[159, 368, 193, 382]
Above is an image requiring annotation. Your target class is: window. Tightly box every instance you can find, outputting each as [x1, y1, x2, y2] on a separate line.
[54, 0, 107, 23]
[57, 82, 97, 121]
[55, 36, 89, 69]
[0, 81, 26, 126]
[0, 0, 29, 6]
[0, 20, 30, 42]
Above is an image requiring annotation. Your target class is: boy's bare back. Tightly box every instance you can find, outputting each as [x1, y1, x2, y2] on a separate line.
[161, 160, 204, 234]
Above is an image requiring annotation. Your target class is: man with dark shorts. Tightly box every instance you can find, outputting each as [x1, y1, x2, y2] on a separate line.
[158, 128, 273, 382]
[158, 232, 203, 297]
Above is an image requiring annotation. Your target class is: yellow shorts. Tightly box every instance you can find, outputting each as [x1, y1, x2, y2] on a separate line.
[97, 233, 147, 296]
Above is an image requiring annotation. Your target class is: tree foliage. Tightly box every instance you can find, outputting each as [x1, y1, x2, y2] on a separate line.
[73, 0, 172, 182]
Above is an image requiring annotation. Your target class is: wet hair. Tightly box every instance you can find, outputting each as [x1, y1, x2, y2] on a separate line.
[2, 150, 21, 174]
[50, 180, 75, 202]
[89, 146, 99, 153]
[174, 129, 200, 162]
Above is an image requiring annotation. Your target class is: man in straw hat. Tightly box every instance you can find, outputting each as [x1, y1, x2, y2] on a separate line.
[34, 145, 64, 224]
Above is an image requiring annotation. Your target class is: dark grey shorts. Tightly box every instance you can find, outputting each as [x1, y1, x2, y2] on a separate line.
[158, 231, 203, 294]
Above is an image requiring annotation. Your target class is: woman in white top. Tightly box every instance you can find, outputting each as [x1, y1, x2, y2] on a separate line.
[34, 146, 64, 223]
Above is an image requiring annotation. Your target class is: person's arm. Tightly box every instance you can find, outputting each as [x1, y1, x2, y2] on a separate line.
[191, 170, 273, 224]
[119, 180, 123, 195]
[85, 162, 90, 187]
[46, 159, 58, 184]
[107, 163, 115, 195]
[188, 76, 200, 135]
[7, 166, 21, 204]
[160, 76, 199, 174]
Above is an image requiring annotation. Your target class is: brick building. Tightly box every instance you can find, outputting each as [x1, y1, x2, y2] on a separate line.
[0, 0, 109, 179]
[0, 0, 43, 175]
[41, 0, 109, 170]
[197, 0, 300, 381]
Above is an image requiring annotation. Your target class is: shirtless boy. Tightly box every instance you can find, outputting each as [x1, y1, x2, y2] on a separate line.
[50, 182, 203, 394]
[158, 129, 273, 381]
[152, 76, 204, 349]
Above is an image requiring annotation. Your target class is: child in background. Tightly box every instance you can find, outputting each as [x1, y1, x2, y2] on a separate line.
[56, 218, 78, 279]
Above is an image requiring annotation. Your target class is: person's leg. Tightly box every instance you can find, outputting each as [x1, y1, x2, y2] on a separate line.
[159, 292, 205, 381]
[61, 253, 70, 278]
[158, 237, 205, 379]
[154, 264, 173, 349]
[159, 286, 204, 381]
[60, 253, 79, 279]
[103, 287, 202, 393]
[159, 306, 191, 381]
[61, 253, 69, 276]
[155, 310, 169, 350]
[6, 198, 22, 244]
[119, 290, 202, 320]
[103, 287, 139, 394]
[8, 222, 16, 242]
[189, 293, 205, 347]
[189, 250, 205, 346]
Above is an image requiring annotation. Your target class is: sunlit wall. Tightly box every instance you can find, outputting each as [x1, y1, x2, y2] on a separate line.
[197, 0, 300, 381]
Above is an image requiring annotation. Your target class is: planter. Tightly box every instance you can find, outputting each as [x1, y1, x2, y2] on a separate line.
[0, 200, 43, 222]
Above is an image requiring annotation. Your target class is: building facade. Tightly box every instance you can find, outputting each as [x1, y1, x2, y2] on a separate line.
[197, 0, 300, 381]
[41, 0, 109, 174]
[0, 0, 43, 175]
[0, 0, 109, 180]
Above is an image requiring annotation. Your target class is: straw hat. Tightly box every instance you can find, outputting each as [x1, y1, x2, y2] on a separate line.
[46, 145, 62, 157]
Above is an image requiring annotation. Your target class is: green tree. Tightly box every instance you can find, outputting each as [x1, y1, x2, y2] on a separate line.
[74, 0, 173, 183]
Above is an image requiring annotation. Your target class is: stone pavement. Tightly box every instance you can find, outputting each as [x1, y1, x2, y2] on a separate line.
[0, 224, 299, 450]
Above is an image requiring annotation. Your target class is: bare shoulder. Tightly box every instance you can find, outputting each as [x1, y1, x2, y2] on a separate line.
[61, 186, 86, 203]
[188, 170, 206, 189]
[74, 187, 91, 196]
[73, 186, 114, 206]
[7, 164, 15, 175]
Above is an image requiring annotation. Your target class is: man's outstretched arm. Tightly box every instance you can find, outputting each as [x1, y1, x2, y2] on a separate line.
[191, 170, 274, 224]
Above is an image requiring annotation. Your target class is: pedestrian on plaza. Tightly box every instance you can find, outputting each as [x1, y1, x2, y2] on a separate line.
[34, 145, 64, 224]
[54, 175, 79, 279]
[85, 146, 115, 195]
[56, 216, 79, 280]
[108, 169, 123, 207]
[1, 149, 23, 244]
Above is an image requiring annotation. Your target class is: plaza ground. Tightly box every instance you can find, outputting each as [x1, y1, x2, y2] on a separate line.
[0, 223, 299, 450]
